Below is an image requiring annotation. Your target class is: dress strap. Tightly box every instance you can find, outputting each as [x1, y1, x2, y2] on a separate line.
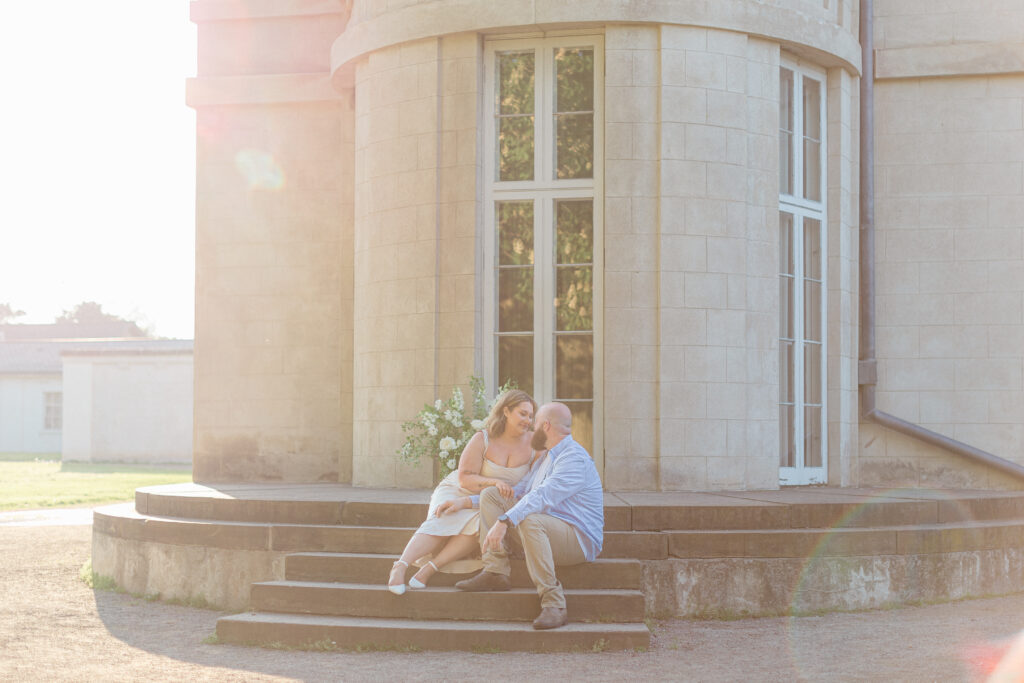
[481, 430, 489, 449]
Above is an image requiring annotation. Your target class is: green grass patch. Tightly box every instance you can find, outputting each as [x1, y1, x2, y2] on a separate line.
[78, 560, 119, 591]
[0, 456, 190, 510]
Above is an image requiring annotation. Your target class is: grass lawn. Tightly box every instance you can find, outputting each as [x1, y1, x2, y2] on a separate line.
[0, 454, 192, 511]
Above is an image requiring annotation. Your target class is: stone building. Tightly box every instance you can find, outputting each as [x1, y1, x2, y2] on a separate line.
[187, 0, 1024, 492]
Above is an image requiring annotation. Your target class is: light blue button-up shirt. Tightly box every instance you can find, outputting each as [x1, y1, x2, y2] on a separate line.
[485, 435, 604, 561]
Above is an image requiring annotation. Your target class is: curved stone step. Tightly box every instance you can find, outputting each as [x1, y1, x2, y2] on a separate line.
[285, 552, 643, 589]
[250, 581, 646, 623]
[217, 612, 650, 652]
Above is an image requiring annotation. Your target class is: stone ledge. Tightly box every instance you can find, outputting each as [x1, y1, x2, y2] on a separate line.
[190, 0, 349, 23]
[876, 43, 1024, 80]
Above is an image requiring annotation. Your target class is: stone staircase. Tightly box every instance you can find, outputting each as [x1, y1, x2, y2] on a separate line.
[91, 484, 1024, 653]
[219, 551, 649, 651]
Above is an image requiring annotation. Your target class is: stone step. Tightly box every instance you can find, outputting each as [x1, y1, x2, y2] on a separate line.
[250, 581, 646, 623]
[217, 612, 651, 652]
[285, 552, 644, 589]
[137, 484, 1024, 532]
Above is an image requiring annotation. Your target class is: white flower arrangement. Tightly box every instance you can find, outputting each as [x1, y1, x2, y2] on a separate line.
[398, 376, 516, 480]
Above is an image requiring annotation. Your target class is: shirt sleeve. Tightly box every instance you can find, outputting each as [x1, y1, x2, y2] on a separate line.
[504, 451, 586, 526]
[469, 494, 479, 508]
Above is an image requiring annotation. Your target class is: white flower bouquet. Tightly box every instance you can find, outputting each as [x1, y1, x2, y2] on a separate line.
[398, 376, 514, 480]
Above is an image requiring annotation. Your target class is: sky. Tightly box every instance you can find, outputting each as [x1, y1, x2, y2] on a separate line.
[1, 1, 197, 339]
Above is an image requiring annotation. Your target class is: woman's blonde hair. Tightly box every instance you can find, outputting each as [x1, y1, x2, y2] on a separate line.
[483, 389, 536, 438]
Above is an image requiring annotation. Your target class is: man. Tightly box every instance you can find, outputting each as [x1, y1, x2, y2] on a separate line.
[455, 402, 603, 630]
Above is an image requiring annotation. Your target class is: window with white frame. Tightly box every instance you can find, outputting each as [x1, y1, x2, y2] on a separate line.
[779, 59, 826, 485]
[483, 36, 603, 459]
[44, 391, 62, 431]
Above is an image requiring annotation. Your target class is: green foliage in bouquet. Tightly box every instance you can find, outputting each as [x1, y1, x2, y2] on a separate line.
[398, 377, 516, 479]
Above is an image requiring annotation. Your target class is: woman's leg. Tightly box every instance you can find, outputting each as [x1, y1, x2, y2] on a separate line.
[410, 533, 479, 585]
[389, 533, 445, 587]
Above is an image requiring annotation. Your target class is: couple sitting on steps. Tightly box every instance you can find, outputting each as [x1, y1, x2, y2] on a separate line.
[386, 390, 604, 630]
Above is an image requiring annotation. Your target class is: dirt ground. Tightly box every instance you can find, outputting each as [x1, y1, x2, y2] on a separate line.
[2, 520, 1023, 682]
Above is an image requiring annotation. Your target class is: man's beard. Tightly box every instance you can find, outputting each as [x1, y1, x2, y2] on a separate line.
[531, 429, 547, 451]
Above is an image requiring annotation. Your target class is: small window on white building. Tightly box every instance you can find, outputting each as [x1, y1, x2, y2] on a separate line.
[483, 36, 604, 459]
[44, 392, 62, 431]
[779, 58, 826, 485]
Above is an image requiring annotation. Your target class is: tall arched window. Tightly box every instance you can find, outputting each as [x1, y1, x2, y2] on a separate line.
[779, 57, 827, 485]
[482, 36, 604, 459]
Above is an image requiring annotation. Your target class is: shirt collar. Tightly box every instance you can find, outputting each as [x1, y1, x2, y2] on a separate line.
[547, 434, 575, 459]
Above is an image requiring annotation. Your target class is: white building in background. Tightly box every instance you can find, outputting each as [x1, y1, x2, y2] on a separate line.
[61, 341, 194, 464]
[0, 337, 193, 463]
[0, 343, 64, 454]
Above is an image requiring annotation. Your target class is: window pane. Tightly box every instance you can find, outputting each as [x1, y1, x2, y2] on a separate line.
[564, 400, 594, 458]
[498, 116, 535, 181]
[556, 334, 593, 399]
[803, 218, 822, 280]
[804, 280, 821, 342]
[555, 48, 594, 112]
[803, 139, 821, 201]
[779, 211, 794, 275]
[802, 76, 821, 201]
[498, 51, 534, 115]
[556, 266, 593, 331]
[802, 76, 821, 140]
[498, 201, 534, 266]
[498, 268, 533, 332]
[498, 335, 534, 395]
[779, 68, 794, 196]
[804, 406, 822, 467]
[804, 342, 822, 404]
[555, 113, 594, 179]
[554, 47, 594, 180]
[556, 200, 593, 264]
[780, 404, 795, 467]
[780, 276, 794, 340]
[780, 340, 794, 403]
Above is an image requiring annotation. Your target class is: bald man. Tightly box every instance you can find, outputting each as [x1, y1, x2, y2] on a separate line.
[455, 402, 603, 630]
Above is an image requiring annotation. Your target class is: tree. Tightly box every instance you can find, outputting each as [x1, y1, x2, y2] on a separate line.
[0, 303, 25, 324]
[54, 301, 151, 337]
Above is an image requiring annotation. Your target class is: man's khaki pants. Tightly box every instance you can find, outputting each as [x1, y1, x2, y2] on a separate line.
[479, 487, 586, 609]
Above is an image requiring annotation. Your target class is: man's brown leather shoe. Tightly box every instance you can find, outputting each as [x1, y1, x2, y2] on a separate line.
[454, 571, 511, 592]
[532, 606, 568, 630]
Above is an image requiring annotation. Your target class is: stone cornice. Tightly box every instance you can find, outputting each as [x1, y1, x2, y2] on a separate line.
[876, 42, 1024, 80]
[330, 0, 862, 91]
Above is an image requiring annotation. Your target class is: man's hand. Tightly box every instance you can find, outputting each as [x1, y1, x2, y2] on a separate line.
[494, 481, 514, 500]
[435, 497, 469, 516]
[484, 519, 507, 552]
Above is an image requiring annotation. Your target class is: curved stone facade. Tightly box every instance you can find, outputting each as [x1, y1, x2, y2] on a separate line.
[189, 0, 1024, 492]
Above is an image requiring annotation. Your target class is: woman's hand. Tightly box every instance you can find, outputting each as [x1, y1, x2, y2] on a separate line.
[494, 481, 514, 500]
[435, 497, 469, 516]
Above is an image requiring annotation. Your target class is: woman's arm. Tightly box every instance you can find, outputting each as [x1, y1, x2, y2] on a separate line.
[456, 432, 513, 497]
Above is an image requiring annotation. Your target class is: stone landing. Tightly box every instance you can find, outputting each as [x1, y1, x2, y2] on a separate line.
[92, 484, 1024, 651]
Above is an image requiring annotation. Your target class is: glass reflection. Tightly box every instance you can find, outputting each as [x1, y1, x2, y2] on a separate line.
[804, 406, 822, 467]
[556, 267, 593, 331]
[498, 201, 534, 266]
[554, 48, 594, 180]
[565, 400, 594, 458]
[498, 269, 533, 332]
[556, 335, 593, 399]
[802, 76, 821, 201]
[804, 218, 821, 280]
[499, 116, 535, 181]
[498, 335, 533, 395]
[556, 200, 593, 265]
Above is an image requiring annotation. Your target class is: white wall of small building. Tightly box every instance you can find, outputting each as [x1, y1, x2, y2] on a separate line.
[62, 353, 193, 464]
[0, 374, 62, 454]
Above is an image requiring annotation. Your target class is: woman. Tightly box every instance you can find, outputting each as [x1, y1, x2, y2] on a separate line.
[386, 389, 536, 594]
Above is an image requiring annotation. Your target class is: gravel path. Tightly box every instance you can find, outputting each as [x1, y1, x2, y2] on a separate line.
[2, 517, 1023, 681]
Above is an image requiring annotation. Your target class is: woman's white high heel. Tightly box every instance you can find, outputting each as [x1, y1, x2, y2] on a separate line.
[387, 559, 409, 595]
[408, 560, 438, 589]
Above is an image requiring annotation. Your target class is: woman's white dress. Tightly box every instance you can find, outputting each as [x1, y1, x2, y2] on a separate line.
[413, 432, 530, 574]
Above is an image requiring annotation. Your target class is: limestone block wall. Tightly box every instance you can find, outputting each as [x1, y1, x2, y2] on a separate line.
[603, 23, 859, 491]
[351, 35, 479, 488]
[862, 0, 1024, 488]
[190, 4, 354, 482]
